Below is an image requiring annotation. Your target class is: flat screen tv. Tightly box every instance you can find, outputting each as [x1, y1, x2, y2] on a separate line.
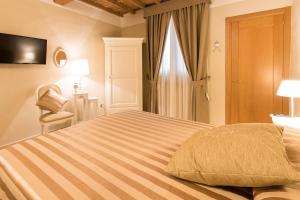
[0, 33, 47, 64]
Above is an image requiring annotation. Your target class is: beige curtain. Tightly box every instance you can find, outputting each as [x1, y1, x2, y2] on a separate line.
[146, 12, 171, 113]
[172, 3, 210, 122]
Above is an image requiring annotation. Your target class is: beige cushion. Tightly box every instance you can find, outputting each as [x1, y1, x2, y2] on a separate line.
[36, 88, 68, 113]
[166, 123, 300, 187]
[40, 111, 74, 123]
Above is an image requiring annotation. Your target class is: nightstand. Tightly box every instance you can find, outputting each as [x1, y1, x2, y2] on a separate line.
[88, 97, 99, 119]
[271, 114, 300, 129]
[73, 90, 89, 123]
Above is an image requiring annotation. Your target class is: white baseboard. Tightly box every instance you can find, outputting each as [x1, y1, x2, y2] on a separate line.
[0, 133, 41, 149]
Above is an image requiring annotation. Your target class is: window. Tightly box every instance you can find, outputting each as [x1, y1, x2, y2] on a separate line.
[158, 18, 191, 120]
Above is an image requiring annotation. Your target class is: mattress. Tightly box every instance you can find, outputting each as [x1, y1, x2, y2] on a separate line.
[0, 111, 298, 200]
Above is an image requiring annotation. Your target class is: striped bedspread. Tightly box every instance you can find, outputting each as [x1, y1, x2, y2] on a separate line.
[0, 111, 298, 200]
[0, 111, 252, 200]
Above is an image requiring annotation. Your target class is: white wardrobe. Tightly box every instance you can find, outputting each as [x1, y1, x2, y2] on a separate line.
[103, 37, 143, 114]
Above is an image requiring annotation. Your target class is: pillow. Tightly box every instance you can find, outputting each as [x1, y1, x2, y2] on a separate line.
[165, 123, 300, 187]
[36, 88, 68, 113]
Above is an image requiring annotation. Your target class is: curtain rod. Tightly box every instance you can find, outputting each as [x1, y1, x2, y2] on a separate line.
[144, 0, 210, 18]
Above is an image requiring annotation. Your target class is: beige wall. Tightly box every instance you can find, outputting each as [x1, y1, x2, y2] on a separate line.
[291, 0, 300, 115]
[121, 23, 146, 38]
[0, 0, 120, 146]
[209, 0, 294, 125]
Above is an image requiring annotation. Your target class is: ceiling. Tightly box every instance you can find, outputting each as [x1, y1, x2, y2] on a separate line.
[54, 0, 170, 17]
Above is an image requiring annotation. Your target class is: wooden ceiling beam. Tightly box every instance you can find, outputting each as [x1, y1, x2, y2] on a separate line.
[78, 0, 124, 17]
[53, 0, 73, 5]
[153, 0, 161, 4]
[55, 0, 169, 17]
[105, 0, 136, 14]
[127, 0, 146, 8]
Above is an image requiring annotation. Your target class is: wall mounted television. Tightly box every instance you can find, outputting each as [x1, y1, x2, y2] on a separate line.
[0, 33, 47, 64]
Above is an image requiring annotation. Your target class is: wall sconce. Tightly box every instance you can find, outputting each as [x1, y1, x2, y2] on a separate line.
[212, 41, 221, 52]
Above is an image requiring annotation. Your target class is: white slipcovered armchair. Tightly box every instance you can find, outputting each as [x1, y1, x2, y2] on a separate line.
[35, 84, 74, 134]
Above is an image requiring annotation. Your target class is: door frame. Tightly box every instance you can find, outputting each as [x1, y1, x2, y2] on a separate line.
[225, 7, 291, 124]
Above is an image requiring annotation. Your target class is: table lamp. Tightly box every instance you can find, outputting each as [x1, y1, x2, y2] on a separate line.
[71, 59, 90, 93]
[277, 80, 300, 117]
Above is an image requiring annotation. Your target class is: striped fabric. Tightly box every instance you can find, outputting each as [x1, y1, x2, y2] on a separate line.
[0, 111, 253, 200]
[253, 128, 300, 200]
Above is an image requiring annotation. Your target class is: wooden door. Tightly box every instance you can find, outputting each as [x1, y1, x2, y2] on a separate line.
[226, 7, 290, 124]
[104, 38, 143, 114]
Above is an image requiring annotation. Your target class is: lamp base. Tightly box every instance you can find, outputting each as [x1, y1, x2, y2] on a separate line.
[291, 97, 295, 118]
[73, 82, 79, 94]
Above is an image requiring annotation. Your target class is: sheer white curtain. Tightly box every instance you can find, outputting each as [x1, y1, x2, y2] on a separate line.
[158, 18, 191, 120]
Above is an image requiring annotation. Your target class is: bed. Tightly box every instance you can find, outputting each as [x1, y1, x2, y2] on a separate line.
[0, 111, 298, 200]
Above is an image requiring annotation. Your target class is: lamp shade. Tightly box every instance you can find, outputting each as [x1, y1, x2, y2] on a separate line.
[71, 59, 90, 76]
[277, 80, 300, 98]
